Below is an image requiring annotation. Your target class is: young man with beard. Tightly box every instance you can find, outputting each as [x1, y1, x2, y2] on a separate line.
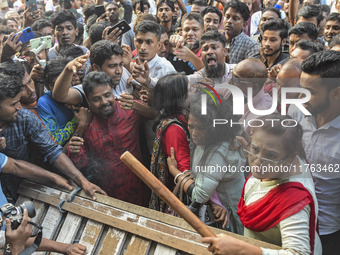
[105, 0, 133, 26]
[48, 10, 88, 60]
[168, 13, 204, 74]
[202, 6, 223, 33]
[324, 13, 340, 47]
[223, 0, 260, 64]
[288, 50, 340, 255]
[187, 30, 232, 97]
[156, 0, 175, 37]
[67, 71, 148, 206]
[261, 19, 289, 70]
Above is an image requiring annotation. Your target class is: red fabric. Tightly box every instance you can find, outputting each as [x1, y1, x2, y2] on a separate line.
[69, 102, 147, 206]
[162, 115, 190, 190]
[237, 176, 316, 254]
[161, 115, 190, 190]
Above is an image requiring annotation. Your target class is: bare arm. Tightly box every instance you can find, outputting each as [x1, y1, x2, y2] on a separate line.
[2, 158, 73, 191]
[289, 0, 298, 26]
[175, 0, 187, 14]
[52, 53, 89, 104]
[27, 238, 86, 254]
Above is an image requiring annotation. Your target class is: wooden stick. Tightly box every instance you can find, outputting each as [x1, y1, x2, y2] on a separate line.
[120, 151, 216, 238]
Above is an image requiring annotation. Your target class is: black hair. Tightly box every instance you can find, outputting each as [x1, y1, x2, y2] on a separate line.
[326, 12, 340, 23]
[0, 25, 13, 35]
[75, 21, 84, 45]
[200, 30, 226, 48]
[88, 21, 111, 45]
[61, 0, 73, 9]
[31, 19, 52, 32]
[320, 4, 331, 16]
[59, 45, 85, 58]
[50, 10, 77, 29]
[262, 19, 289, 40]
[252, 113, 306, 159]
[201, 6, 223, 24]
[132, 0, 150, 11]
[83, 4, 96, 23]
[295, 39, 324, 53]
[329, 34, 340, 48]
[45, 57, 73, 88]
[262, 7, 281, 20]
[152, 73, 188, 130]
[135, 20, 161, 41]
[301, 50, 340, 90]
[224, 0, 250, 22]
[296, 4, 323, 26]
[181, 12, 204, 29]
[86, 14, 98, 32]
[157, 0, 175, 12]
[288, 22, 318, 40]
[90, 40, 123, 67]
[192, 0, 209, 7]
[189, 91, 241, 165]
[0, 61, 25, 103]
[83, 71, 113, 97]
[1, 18, 18, 26]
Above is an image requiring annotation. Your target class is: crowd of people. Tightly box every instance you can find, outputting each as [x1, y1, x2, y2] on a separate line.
[0, 0, 339, 253]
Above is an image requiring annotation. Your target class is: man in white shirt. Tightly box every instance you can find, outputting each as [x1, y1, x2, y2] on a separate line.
[288, 50, 340, 255]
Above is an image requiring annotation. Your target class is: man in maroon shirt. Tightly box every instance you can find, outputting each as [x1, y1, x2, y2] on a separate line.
[68, 71, 148, 206]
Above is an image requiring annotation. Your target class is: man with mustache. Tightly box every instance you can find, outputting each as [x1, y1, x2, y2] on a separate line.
[261, 19, 289, 70]
[66, 71, 148, 206]
[156, 0, 175, 37]
[202, 6, 223, 33]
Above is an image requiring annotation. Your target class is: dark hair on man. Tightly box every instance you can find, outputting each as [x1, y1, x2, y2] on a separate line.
[326, 12, 340, 23]
[1, 18, 18, 26]
[0, 25, 13, 35]
[262, 19, 289, 39]
[83, 71, 113, 97]
[189, 91, 241, 165]
[132, 0, 150, 11]
[252, 113, 306, 159]
[262, 7, 281, 19]
[43, 10, 54, 19]
[301, 50, 340, 89]
[86, 14, 98, 32]
[45, 57, 73, 88]
[201, 6, 223, 24]
[88, 21, 111, 45]
[296, 4, 323, 26]
[0, 61, 25, 103]
[152, 73, 188, 130]
[60, 0, 72, 9]
[329, 34, 340, 48]
[321, 4, 330, 16]
[192, 0, 209, 8]
[50, 10, 77, 29]
[75, 21, 84, 45]
[224, 0, 250, 22]
[157, 0, 175, 12]
[135, 20, 161, 41]
[83, 4, 96, 23]
[90, 40, 123, 67]
[59, 45, 85, 58]
[200, 30, 226, 48]
[181, 12, 204, 29]
[288, 22, 318, 40]
[31, 19, 52, 32]
[295, 39, 324, 53]
[105, 1, 119, 9]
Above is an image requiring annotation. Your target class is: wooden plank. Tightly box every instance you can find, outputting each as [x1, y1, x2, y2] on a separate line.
[125, 235, 151, 255]
[153, 243, 177, 255]
[78, 219, 103, 254]
[17, 181, 281, 251]
[31, 200, 48, 225]
[96, 227, 127, 255]
[55, 212, 82, 244]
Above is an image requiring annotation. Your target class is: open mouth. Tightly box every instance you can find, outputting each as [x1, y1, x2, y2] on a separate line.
[207, 58, 216, 65]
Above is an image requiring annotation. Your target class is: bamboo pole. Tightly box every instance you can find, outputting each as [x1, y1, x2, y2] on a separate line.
[120, 151, 216, 238]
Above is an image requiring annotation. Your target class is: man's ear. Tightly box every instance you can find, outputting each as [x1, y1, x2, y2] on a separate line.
[282, 38, 287, 45]
[243, 20, 248, 30]
[223, 47, 228, 57]
[330, 87, 340, 100]
[75, 27, 79, 37]
[92, 63, 100, 71]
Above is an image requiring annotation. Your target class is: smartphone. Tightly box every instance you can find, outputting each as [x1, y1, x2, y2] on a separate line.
[95, 5, 106, 17]
[13, 27, 35, 44]
[108, 20, 131, 36]
[139, 0, 144, 13]
[30, 35, 52, 50]
[25, 0, 37, 11]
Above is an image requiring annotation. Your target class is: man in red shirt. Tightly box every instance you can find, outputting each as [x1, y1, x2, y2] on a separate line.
[68, 72, 148, 206]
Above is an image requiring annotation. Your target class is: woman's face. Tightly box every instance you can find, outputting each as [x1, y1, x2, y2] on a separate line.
[247, 129, 292, 180]
[188, 114, 207, 146]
